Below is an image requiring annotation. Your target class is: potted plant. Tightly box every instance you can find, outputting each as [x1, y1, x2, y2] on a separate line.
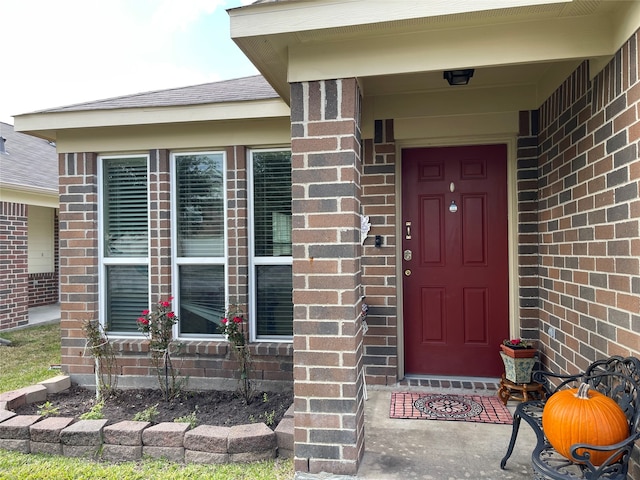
[500, 338, 536, 358]
[500, 338, 537, 384]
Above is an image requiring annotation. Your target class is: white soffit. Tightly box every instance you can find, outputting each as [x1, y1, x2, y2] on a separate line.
[287, 14, 609, 82]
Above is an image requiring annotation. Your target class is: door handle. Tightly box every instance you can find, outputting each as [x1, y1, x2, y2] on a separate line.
[405, 221, 411, 240]
[404, 249, 412, 261]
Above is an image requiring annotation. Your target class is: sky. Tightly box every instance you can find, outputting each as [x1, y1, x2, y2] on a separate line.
[0, 0, 258, 125]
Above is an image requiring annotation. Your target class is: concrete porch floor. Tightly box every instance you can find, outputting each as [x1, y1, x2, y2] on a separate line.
[356, 385, 535, 479]
[28, 303, 61, 326]
[22, 306, 536, 478]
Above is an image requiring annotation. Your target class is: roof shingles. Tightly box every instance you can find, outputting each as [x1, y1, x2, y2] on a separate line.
[0, 122, 58, 192]
[32, 75, 278, 114]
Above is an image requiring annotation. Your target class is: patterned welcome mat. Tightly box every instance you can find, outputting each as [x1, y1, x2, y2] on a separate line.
[390, 392, 513, 425]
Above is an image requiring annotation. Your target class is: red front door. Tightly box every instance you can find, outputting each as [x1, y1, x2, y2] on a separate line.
[402, 145, 509, 377]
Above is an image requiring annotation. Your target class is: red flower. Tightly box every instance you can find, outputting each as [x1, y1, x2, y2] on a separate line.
[167, 311, 175, 318]
[233, 316, 242, 324]
[222, 318, 228, 324]
[137, 317, 149, 325]
[141, 309, 150, 315]
[161, 301, 170, 308]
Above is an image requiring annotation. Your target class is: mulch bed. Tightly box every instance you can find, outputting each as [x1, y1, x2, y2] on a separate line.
[15, 385, 293, 430]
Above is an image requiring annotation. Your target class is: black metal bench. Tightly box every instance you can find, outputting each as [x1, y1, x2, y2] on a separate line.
[500, 356, 640, 480]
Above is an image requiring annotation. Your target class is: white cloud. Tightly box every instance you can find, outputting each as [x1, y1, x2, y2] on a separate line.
[0, 0, 257, 124]
[150, 0, 226, 32]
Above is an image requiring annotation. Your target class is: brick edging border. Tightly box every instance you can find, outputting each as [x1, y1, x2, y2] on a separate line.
[0, 375, 294, 464]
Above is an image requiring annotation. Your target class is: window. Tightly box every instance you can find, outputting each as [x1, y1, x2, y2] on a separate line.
[99, 156, 149, 333]
[249, 149, 293, 340]
[172, 152, 226, 336]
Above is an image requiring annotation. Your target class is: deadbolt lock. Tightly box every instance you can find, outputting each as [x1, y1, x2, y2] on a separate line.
[403, 249, 412, 261]
[404, 269, 411, 276]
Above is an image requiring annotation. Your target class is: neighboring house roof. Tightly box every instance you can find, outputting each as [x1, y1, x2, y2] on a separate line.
[32, 75, 279, 114]
[0, 121, 58, 194]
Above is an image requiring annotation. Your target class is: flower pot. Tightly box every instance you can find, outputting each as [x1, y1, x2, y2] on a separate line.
[501, 344, 536, 358]
[500, 351, 537, 384]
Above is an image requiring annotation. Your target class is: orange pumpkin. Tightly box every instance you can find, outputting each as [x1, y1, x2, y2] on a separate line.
[542, 383, 629, 466]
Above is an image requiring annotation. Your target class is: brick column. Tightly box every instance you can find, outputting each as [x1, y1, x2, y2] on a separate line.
[290, 78, 365, 475]
[59, 152, 99, 376]
[226, 146, 249, 308]
[516, 111, 540, 341]
[362, 119, 398, 386]
[149, 149, 172, 302]
[0, 202, 29, 330]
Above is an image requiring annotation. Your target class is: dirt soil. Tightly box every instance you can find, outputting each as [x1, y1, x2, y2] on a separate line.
[16, 385, 293, 430]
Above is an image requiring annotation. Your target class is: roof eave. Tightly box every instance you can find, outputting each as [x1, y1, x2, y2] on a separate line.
[0, 182, 59, 208]
[15, 98, 291, 141]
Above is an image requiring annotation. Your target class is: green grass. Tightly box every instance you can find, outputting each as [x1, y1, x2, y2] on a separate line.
[0, 323, 61, 392]
[0, 451, 294, 479]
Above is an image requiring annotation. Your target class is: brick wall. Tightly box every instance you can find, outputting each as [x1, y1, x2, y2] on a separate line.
[361, 119, 398, 385]
[0, 202, 29, 330]
[58, 149, 293, 388]
[290, 78, 366, 475]
[28, 272, 58, 307]
[538, 48, 640, 372]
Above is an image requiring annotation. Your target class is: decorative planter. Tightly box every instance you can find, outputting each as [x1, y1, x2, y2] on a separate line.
[500, 351, 537, 384]
[500, 344, 537, 358]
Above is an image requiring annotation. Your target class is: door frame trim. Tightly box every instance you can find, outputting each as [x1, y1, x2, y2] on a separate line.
[395, 136, 519, 379]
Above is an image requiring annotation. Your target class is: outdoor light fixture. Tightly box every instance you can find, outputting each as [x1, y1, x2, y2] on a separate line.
[443, 69, 475, 86]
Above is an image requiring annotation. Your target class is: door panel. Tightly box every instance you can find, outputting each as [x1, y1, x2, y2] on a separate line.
[422, 287, 445, 342]
[402, 145, 509, 377]
[463, 288, 488, 343]
[462, 195, 487, 265]
[421, 196, 444, 265]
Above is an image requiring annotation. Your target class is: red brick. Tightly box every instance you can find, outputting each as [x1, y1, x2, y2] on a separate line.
[291, 137, 339, 153]
[295, 382, 341, 398]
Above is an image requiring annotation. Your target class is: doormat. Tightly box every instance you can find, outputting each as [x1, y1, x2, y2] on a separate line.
[389, 392, 513, 425]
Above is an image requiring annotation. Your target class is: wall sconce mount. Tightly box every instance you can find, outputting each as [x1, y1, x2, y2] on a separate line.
[443, 69, 475, 86]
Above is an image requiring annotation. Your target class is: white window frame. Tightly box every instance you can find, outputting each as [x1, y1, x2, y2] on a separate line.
[171, 151, 228, 340]
[98, 154, 150, 337]
[248, 148, 293, 343]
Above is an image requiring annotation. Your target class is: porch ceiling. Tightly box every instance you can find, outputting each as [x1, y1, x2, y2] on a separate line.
[230, 0, 640, 113]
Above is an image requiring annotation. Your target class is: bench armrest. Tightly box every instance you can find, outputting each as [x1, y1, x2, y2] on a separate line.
[533, 431, 640, 480]
[567, 430, 640, 466]
[531, 370, 584, 396]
